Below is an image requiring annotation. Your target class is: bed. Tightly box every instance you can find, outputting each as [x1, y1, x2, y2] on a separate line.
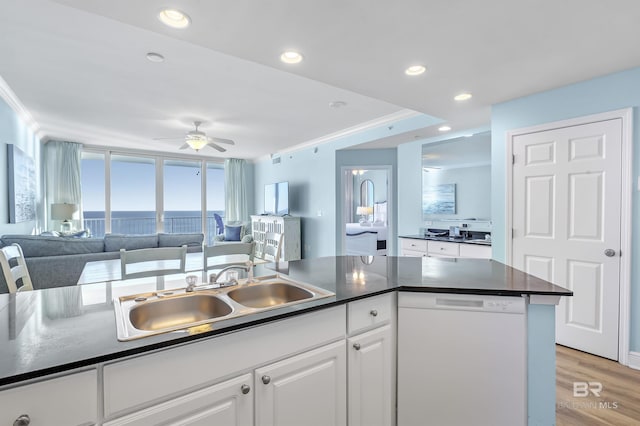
[345, 222, 387, 255]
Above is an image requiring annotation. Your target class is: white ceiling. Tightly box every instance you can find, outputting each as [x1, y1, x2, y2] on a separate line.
[2, 1, 639, 160]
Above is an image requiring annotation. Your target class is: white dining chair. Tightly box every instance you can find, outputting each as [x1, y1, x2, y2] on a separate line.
[0, 243, 34, 293]
[257, 232, 283, 262]
[120, 245, 187, 280]
[203, 242, 255, 272]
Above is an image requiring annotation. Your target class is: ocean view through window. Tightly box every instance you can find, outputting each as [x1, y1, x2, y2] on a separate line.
[80, 151, 225, 244]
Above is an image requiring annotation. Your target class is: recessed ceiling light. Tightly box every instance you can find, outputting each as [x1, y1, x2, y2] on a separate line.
[280, 51, 303, 64]
[146, 52, 165, 63]
[454, 93, 473, 101]
[329, 101, 347, 108]
[405, 65, 426, 76]
[438, 125, 452, 132]
[158, 9, 191, 29]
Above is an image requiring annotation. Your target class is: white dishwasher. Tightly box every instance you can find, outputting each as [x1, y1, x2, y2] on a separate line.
[397, 292, 527, 426]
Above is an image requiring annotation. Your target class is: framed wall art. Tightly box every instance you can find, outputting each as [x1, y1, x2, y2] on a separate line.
[7, 144, 36, 223]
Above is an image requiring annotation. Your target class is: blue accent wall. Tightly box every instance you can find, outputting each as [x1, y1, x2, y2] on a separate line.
[0, 96, 42, 235]
[492, 66, 640, 352]
[253, 114, 439, 258]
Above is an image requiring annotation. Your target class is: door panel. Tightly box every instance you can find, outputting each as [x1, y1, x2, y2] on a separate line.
[512, 118, 621, 360]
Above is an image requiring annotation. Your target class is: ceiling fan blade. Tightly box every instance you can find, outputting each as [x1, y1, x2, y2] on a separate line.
[153, 136, 184, 141]
[207, 142, 227, 152]
[179, 143, 190, 150]
[208, 136, 235, 145]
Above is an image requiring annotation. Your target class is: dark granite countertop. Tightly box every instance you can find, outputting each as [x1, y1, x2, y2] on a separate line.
[0, 256, 569, 386]
[400, 234, 492, 246]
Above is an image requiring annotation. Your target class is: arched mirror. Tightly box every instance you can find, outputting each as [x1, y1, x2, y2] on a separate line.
[359, 179, 374, 222]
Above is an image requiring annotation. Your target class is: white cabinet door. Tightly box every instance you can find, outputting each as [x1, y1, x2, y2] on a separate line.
[348, 325, 393, 426]
[255, 340, 347, 426]
[0, 370, 97, 426]
[105, 374, 253, 426]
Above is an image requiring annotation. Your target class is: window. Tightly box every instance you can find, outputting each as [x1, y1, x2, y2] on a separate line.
[80, 150, 225, 240]
[164, 159, 202, 233]
[111, 155, 157, 234]
[206, 163, 225, 244]
[81, 152, 106, 237]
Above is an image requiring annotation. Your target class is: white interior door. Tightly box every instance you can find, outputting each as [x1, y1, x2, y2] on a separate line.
[512, 118, 622, 360]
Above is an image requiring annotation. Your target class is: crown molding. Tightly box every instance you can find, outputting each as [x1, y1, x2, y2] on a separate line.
[254, 109, 422, 163]
[0, 76, 41, 134]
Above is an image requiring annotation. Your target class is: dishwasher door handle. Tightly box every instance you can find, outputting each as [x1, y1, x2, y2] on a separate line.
[435, 298, 484, 308]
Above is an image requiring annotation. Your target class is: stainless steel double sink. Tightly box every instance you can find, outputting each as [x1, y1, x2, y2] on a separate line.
[113, 274, 335, 341]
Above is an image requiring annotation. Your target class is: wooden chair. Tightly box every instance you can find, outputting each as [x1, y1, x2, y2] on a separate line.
[203, 242, 255, 272]
[257, 232, 283, 262]
[120, 245, 187, 280]
[0, 243, 34, 293]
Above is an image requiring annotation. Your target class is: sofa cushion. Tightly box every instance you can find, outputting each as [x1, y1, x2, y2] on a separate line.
[158, 233, 203, 251]
[0, 235, 105, 257]
[226, 220, 251, 239]
[104, 234, 158, 252]
[224, 225, 243, 241]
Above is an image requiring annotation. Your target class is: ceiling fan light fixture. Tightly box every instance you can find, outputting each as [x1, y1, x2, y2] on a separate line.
[186, 138, 208, 151]
[158, 9, 191, 29]
[280, 51, 303, 64]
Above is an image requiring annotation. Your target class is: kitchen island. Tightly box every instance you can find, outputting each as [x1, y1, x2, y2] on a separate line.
[0, 256, 570, 425]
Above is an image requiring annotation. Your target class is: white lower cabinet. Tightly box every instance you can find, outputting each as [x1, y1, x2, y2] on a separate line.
[104, 373, 253, 426]
[347, 325, 393, 426]
[255, 340, 347, 426]
[0, 369, 97, 426]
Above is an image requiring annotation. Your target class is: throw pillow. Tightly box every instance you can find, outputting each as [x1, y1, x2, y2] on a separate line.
[224, 225, 243, 241]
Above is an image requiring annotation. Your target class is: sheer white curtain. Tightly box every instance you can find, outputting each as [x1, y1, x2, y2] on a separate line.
[224, 158, 248, 221]
[45, 141, 83, 230]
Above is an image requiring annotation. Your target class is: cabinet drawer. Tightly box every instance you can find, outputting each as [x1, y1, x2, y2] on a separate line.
[0, 369, 97, 426]
[402, 249, 426, 257]
[348, 293, 394, 335]
[459, 243, 492, 259]
[400, 239, 427, 253]
[427, 241, 460, 257]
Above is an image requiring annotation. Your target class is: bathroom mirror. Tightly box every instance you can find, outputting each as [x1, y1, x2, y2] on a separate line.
[422, 131, 491, 222]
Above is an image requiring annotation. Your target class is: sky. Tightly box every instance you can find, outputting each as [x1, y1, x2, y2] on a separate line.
[81, 156, 225, 212]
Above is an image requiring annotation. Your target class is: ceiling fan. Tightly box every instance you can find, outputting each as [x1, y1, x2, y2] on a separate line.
[153, 121, 235, 152]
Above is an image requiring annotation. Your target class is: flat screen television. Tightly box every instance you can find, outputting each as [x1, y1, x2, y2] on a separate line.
[264, 181, 289, 215]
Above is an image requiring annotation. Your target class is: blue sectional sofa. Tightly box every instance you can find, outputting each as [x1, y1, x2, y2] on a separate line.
[0, 233, 204, 294]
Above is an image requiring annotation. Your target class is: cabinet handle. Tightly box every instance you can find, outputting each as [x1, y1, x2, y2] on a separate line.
[13, 415, 30, 426]
[353, 343, 361, 350]
[369, 309, 378, 317]
[262, 375, 271, 385]
[241, 384, 251, 394]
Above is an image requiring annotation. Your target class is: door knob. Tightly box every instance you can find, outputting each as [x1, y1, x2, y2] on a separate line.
[604, 249, 616, 257]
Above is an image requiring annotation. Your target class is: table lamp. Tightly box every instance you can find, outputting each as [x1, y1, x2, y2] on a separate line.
[51, 203, 78, 232]
[356, 206, 373, 225]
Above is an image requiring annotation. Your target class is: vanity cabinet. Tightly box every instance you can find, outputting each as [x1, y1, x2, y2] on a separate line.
[0, 369, 97, 426]
[255, 341, 347, 426]
[346, 293, 396, 426]
[104, 374, 253, 426]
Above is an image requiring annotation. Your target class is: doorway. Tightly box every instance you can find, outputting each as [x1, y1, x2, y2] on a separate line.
[506, 109, 632, 362]
[340, 166, 392, 256]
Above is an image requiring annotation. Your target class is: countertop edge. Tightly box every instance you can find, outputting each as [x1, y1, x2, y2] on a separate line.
[0, 284, 570, 387]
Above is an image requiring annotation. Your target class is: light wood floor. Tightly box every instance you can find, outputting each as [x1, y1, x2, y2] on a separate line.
[556, 344, 640, 425]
